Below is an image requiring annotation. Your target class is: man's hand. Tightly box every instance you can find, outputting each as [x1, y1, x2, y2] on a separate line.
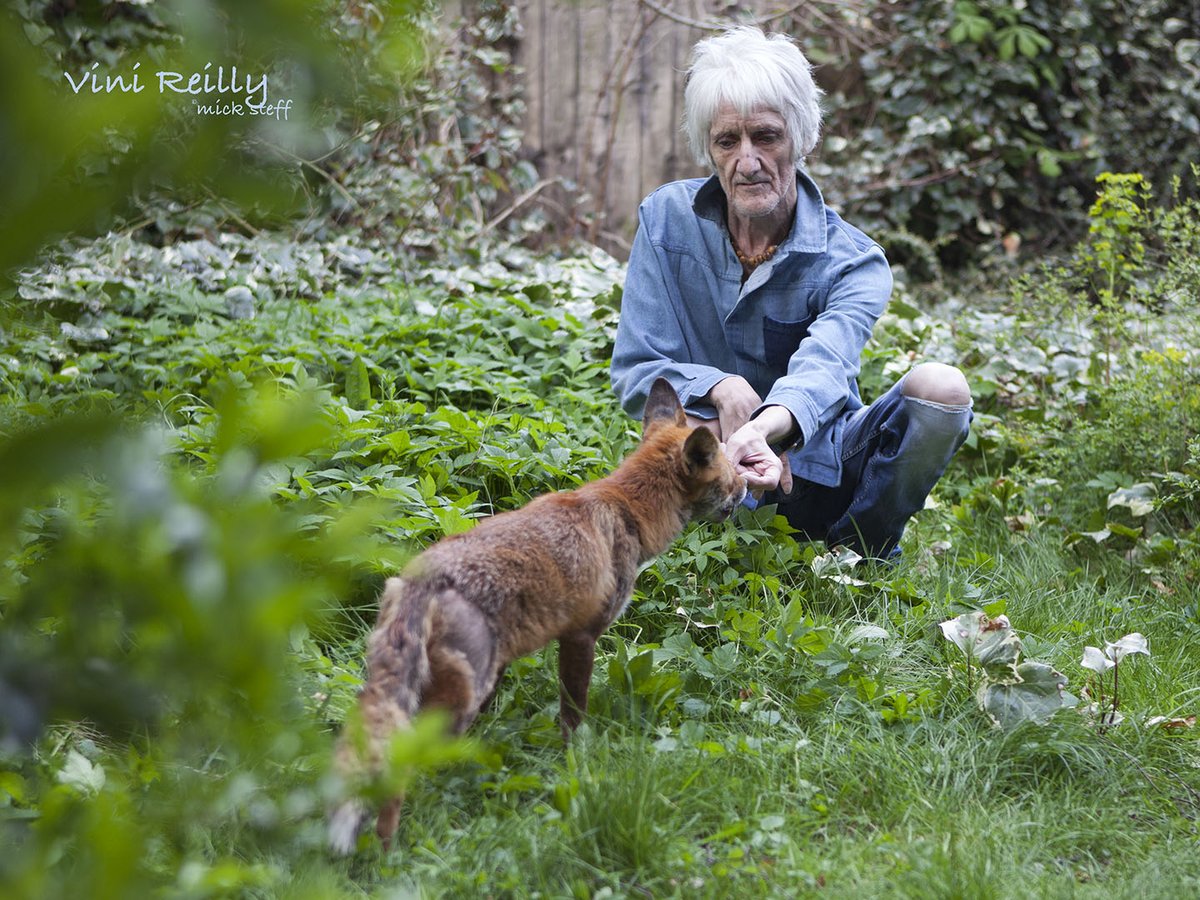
[725, 425, 783, 491]
[703, 378, 798, 495]
[723, 406, 797, 495]
[708, 376, 762, 441]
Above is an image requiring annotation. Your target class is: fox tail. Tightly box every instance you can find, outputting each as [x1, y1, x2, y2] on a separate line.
[328, 577, 433, 854]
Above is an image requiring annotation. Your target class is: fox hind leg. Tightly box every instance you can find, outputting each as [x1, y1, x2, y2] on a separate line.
[558, 631, 598, 739]
[423, 591, 499, 731]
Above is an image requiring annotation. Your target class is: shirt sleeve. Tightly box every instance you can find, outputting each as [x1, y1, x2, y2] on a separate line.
[756, 242, 892, 444]
[610, 205, 732, 420]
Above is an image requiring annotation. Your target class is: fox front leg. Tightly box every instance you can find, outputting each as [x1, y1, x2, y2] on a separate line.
[557, 632, 598, 739]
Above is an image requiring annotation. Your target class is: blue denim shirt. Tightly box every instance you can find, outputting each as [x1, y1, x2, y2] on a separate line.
[611, 169, 892, 488]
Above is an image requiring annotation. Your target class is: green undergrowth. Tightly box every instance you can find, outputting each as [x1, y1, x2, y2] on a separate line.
[3, 174, 1200, 897]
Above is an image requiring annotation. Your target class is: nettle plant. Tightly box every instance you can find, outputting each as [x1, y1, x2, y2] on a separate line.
[939, 612, 1077, 729]
[1079, 633, 1150, 727]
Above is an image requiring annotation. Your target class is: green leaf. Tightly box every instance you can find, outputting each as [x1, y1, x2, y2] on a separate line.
[0, 771, 27, 804]
[847, 624, 890, 644]
[978, 661, 1076, 730]
[434, 505, 475, 536]
[1016, 28, 1049, 58]
[345, 355, 372, 409]
[975, 625, 1022, 677]
[1106, 521, 1143, 539]
[1037, 149, 1062, 178]
[627, 649, 655, 688]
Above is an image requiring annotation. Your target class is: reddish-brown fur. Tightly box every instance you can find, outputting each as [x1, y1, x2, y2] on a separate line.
[328, 378, 746, 853]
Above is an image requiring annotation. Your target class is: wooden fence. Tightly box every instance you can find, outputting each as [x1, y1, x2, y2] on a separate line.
[442, 1, 853, 259]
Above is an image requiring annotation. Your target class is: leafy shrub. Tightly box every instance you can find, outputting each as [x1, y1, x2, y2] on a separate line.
[809, 0, 1200, 264]
[327, 0, 544, 260]
[3, 0, 549, 287]
[920, 170, 1200, 558]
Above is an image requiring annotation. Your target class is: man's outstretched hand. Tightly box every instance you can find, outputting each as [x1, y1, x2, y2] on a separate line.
[724, 423, 793, 495]
[706, 376, 797, 496]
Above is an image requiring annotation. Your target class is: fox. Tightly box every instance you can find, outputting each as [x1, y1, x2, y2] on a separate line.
[327, 378, 747, 853]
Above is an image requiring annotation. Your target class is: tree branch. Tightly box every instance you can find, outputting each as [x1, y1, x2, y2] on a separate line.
[480, 177, 565, 234]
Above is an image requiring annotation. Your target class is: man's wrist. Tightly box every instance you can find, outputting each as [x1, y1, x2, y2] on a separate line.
[748, 404, 801, 451]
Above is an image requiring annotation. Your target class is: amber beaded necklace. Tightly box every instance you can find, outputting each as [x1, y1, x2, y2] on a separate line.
[735, 244, 778, 268]
[730, 234, 779, 270]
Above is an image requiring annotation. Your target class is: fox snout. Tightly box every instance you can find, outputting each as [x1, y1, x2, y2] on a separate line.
[717, 479, 748, 520]
[705, 475, 748, 521]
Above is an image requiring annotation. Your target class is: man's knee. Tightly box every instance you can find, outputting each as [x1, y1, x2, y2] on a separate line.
[901, 363, 971, 407]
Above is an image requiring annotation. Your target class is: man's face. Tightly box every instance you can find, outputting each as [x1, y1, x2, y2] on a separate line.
[708, 104, 797, 223]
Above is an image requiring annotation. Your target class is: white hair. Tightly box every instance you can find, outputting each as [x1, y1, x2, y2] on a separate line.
[683, 26, 823, 169]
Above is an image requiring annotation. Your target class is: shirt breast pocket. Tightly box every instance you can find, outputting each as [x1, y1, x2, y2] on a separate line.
[763, 313, 817, 372]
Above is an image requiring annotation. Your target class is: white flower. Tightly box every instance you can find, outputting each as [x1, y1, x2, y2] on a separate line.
[1080, 646, 1115, 673]
[1104, 633, 1149, 662]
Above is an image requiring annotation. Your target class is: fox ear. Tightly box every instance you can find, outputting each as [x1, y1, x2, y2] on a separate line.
[642, 377, 687, 435]
[682, 426, 719, 473]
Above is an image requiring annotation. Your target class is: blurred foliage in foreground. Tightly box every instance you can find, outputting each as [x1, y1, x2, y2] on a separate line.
[3, 0, 541, 299]
[1, 0, 431, 287]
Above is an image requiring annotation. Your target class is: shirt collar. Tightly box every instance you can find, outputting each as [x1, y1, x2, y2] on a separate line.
[692, 167, 829, 255]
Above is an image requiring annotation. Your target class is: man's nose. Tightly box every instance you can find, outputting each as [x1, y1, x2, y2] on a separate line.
[736, 140, 761, 173]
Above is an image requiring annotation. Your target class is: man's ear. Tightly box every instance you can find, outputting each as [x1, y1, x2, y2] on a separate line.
[682, 426, 719, 473]
[642, 377, 687, 435]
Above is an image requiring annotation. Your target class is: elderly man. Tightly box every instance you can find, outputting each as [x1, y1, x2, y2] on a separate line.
[611, 26, 972, 560]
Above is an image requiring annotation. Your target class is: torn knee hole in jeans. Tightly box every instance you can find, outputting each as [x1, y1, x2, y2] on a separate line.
[902, 394, 973, 414]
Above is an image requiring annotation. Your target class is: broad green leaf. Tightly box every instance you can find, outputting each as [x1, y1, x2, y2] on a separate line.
[627, 649, 655, 688]
[975, 624, 1022, 677]
[0, 771, 27, 804]
[345, 355, 372, 409]
[979, 661, 1076, 729]
[847, 624, 890, 644]
[1106, 521, 1143, 540]
[434, 505, 475, 536]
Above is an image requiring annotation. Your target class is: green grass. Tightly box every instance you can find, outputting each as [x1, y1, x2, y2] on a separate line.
[338, 530, 1200, 898]
[336, 523, 1200, 898]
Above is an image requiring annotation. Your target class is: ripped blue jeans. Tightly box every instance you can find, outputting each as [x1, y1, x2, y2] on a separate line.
[759, 374, 973, 560]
